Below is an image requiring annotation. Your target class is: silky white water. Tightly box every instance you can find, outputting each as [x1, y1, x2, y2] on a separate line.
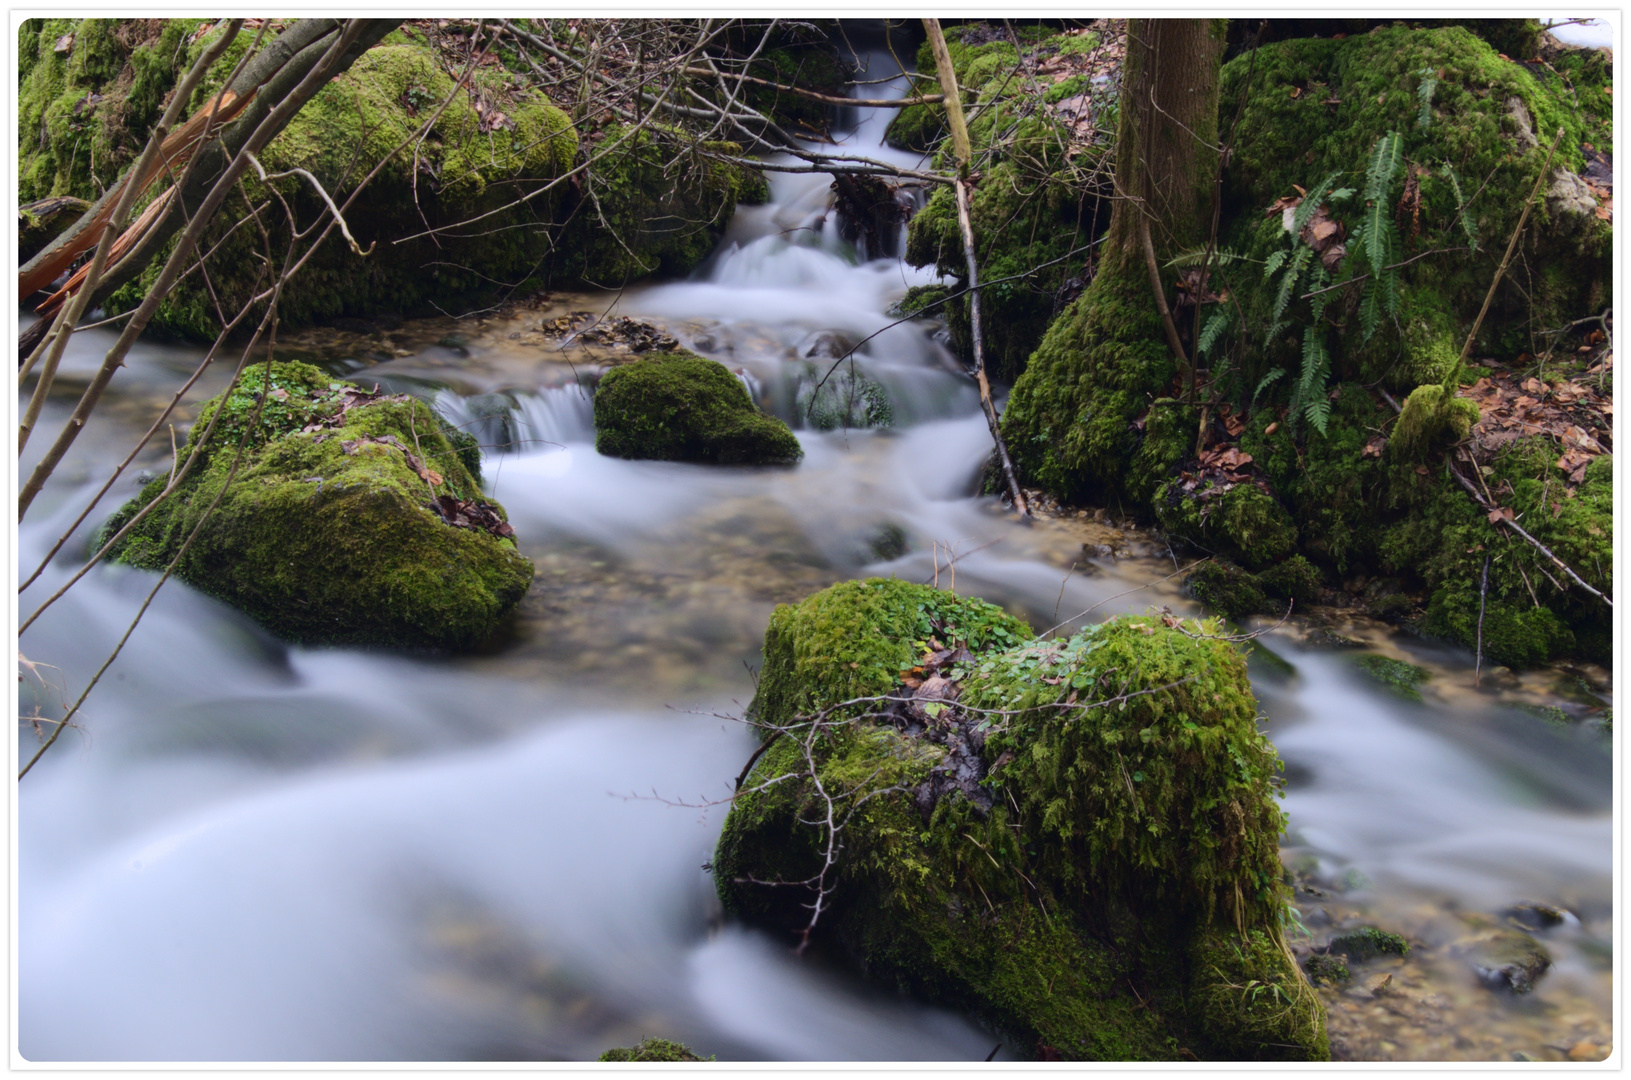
[16, 40, 1612, 1063]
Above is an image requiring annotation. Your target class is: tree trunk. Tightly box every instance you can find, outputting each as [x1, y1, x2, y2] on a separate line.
[1000, 19, 1225, 503]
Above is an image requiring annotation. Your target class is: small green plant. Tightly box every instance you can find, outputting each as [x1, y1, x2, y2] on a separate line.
[1415, 67, 1439, 129]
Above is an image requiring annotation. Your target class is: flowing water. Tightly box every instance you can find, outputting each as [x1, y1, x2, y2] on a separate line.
[15, 44, 1614, 1064]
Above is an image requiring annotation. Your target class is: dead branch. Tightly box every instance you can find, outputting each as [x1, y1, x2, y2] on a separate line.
[924, 17, 1029, 520]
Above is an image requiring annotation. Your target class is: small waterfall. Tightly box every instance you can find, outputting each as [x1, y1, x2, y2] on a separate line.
[434, 385, 595, 457]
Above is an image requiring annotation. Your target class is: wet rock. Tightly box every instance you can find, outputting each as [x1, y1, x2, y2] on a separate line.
[1505, 901, 1569, 931]
[864, 522, 909, 562]
[592, 351, 802, 466]
[1460, 929, 1551, 993]
[800, 329, 857, 360]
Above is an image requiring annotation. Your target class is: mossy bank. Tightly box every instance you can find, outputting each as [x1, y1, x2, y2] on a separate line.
[16, 19, 768, 339]
[100, 360, 532, 649]
[715, 578, 1327, 1061]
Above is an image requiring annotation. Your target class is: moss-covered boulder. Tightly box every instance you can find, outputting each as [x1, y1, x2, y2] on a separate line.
[716, 579, 1327, 1061]
[101, 361, 531, 649]
[593, 352, 803, 465]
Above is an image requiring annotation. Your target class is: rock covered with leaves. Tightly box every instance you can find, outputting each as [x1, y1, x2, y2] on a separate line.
[592, 351, 803, 466]
[101, 360, 532, 650]
[715, 578, 1328, 1061]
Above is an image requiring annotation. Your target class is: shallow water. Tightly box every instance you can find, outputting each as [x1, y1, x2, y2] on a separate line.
[15, 41, 1613, 1064]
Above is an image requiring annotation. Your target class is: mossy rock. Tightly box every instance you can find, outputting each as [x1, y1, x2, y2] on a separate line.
[1155, 482, 1299, 571]
[1328, 926, 1410, 962]
[1185, 561, 1267, 623]
[1460, 930, 1550, 993]
[101, 361, 532, 649]
[1301, 952, 1351, 986]
[598, 1038, 711, 1062]
[593, 352, 802, 466]
[1219, 24, 1611, 374]
[716, 579, 1327, 1061]
[1258, 555, 1324, 609]
[795, 364, 894, 431]
[1352, 655, 1429, 701]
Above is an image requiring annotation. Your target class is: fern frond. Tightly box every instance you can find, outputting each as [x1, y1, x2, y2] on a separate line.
[1306, 266, 1333, 322]
[1297, 326, 1332, 434]
[1441, 162, 1478, 252]
[1416, 68, 1439, 129]
[1358, 276, 1382, 341]
[1197, 307, 1233, 359]
[1363, 131, 1403, 206]
[1251, 367, 1285, 406]
[1164, 246, 1258, 269]
[1292, 171, 1345, 235]
[1263, 249, 1289, 280]
[1270, 245, 1314, 334]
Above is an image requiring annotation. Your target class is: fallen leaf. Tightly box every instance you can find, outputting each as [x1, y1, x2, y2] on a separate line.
[1265, 421, 1280, 436]
[1362, 434, 1386, 458]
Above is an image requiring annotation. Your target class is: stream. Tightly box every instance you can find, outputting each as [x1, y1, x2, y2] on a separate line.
[15, 41, 1613, 1064]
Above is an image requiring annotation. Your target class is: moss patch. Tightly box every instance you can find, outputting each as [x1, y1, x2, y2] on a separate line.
[598, 1038, 710, 1062]
[101, 360, 532, 649]
[1353, 655, 1430, 702]
[593, 352, 803, 466]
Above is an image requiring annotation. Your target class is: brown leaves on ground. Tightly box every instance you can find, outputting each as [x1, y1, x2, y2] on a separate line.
[546, 311, 678, 353]
[428, 494, 515, 540]
[1459, 369, 1612, 489]
[1266, 187, 1347, 270]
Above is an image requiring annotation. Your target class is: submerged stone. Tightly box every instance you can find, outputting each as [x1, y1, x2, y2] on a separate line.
[593, 351, 803, 466]
[1459, 929, 1552, 994]
[1327, 926, 1410, 962]
[715, 579, 1328, 1061]
[101, 361, 532, 650]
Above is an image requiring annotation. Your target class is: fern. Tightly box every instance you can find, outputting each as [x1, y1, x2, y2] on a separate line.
[1416, 67, 1439, 129]
[1291, 171, 1344, 236]
[1295, 326, 1333, 434]
[1358, 276, 1382, 342]
[1197, 306, 1233, 359]
[1262, 248, 1289, 280]
[1358, 132, 1403, 272]
[1441, 162, 1478, 252]
[1266, 245, 1313, 343]
[1251, 367, 1285, 407]
[1164, 246, 1259, 269]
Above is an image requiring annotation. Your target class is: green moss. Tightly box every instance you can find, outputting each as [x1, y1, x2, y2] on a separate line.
[1352, 655, 1429, 701]
[1390, 384, 1479, 461]
[746, 577, 1030, 735]
[598, 1038, 710, 1062]
[1258, 555, 1324, 609]
[796, 365, 894, 431]
[1186, 561, 1266, 622]
[901, 27, 1111, 381]
[1001, 254, 1173, 502]
[22, 21, 765, 338]
[718, 580, 1326, 1060]
[1328, 926, 1410, 961]
[101, 361, 531, 649]
[884, 101, 945, 152]
[1156, 482, 1299, 571]
[1302, 952, 1350, 986]
[593, 352, 803, 466]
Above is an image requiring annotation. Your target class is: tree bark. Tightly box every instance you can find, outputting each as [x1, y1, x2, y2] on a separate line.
[1109, 19, 1225, 312]
[999, 19, 1225, 502]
